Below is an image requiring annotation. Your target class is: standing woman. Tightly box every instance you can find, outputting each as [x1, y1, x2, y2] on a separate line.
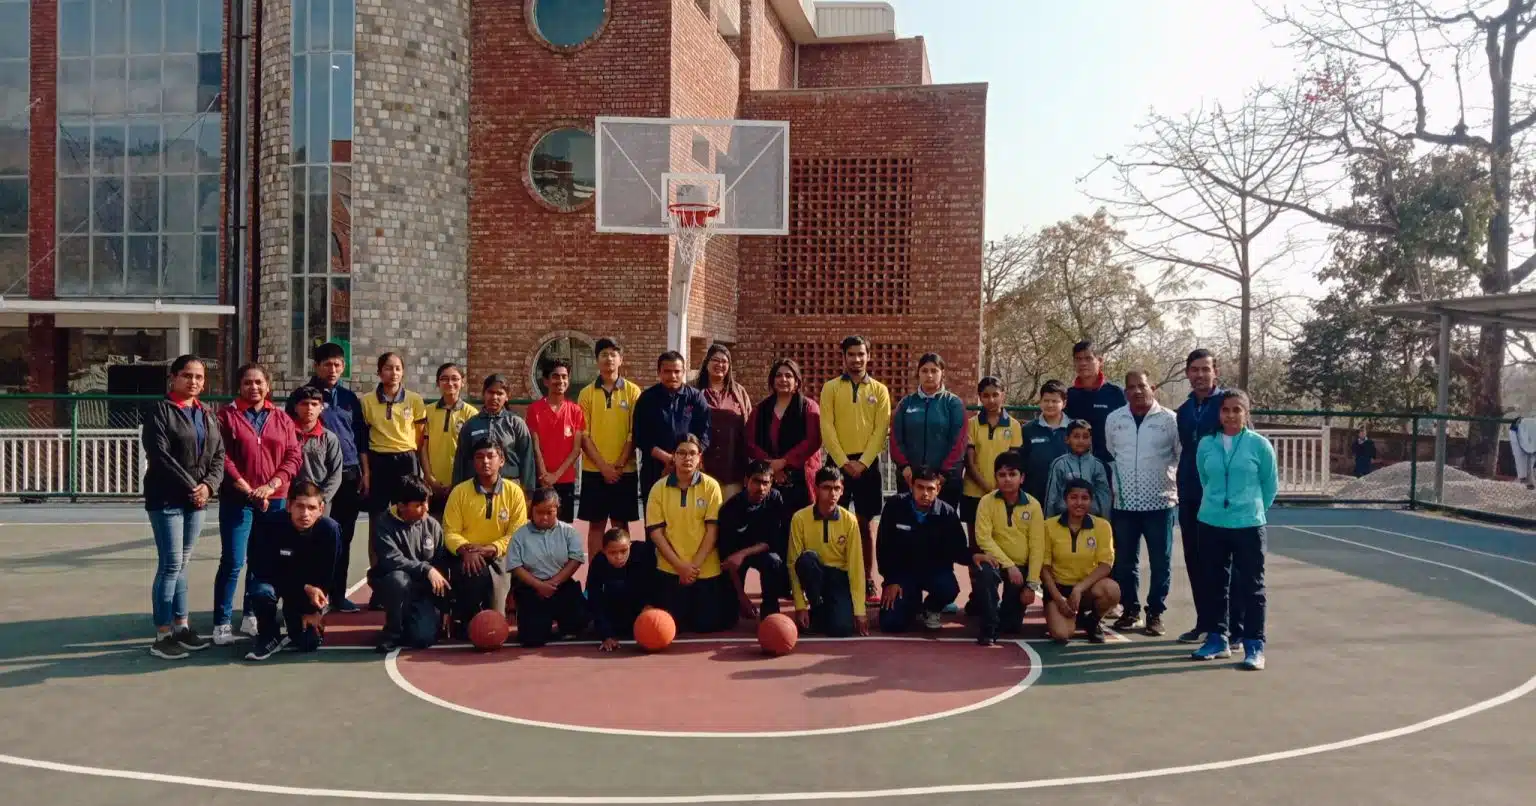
[1191, 389, 1277, 670]
[142, 355, 225, 659]
[214, 363, 301, 644]
[890, 353, 968, 506]
[745, 358, 823, 513]
[360, 352, 428, 586]
[696, 344, 752, 501]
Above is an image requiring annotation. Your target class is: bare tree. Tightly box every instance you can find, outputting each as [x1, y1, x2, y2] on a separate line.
[1092, 82, 1326, 389]
[1253, 0, 1536, 471]
[982, 233, 1035, 378]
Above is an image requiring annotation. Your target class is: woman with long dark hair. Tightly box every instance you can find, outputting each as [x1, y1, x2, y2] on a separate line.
[745, 358, 822, 512]
[214, 363, 301, 644]
[142, 355, 225, 660]
[695, 344, 753, 500]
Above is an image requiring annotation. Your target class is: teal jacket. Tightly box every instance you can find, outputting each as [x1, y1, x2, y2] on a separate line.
[889, 389, 969, 477]
[1195, 429, 1278, 529]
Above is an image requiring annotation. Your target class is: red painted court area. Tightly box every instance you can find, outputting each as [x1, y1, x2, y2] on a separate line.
[394, 639, 1034, 734]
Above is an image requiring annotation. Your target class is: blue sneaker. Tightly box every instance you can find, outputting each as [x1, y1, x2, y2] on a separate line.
[942, 602, 961, 615]
[1240, 639, 1265, 670]
[1191, 634, 1231, 661]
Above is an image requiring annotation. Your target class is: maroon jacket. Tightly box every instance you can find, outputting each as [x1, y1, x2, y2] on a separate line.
[218, 400, 302, 502]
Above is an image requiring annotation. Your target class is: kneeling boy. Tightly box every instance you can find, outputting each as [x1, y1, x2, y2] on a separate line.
[443, 439, 529, 635]
[718, 460, 793, 621]
[646, 435, 734, 633]
[1042, 479, 1120, 643]
[971, 451, 1045, 645]
[245, 481, 340, 660]
[507, 488, 589, 647]
[587, 529, 657, 651]
[788, 467, 869, 637]
[370, 477, 451, 652]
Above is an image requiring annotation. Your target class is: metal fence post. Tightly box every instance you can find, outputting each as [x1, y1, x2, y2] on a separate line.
[67, 398, 79, 503]
[1408, 415, 1419, 510]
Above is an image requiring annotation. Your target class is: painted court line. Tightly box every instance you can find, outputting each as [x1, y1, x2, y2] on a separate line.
[1297, 524, 1536, 568]
[1, 524, 1532, 801]
[385, 638, 1044, 739]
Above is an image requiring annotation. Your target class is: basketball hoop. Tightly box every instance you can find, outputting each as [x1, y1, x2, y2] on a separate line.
[668, 201, 719, 268]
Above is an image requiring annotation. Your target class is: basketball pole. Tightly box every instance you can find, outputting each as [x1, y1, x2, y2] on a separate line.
[667, 236, 696, 367]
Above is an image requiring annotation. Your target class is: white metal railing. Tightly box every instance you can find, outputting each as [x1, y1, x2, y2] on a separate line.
[1259, 427, 1331, 495]
[0, 428, 145, 498]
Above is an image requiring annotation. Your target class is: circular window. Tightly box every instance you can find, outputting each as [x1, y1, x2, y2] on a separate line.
[528, 128, 597, 211]
[531, 333, 598, 397]
[528, 0, 610, 51]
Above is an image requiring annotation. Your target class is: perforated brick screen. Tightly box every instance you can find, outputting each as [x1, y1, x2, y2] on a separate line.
[773, 340, 915, 398]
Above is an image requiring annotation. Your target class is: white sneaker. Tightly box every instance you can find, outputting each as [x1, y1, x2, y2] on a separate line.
[211, 624, 239, 646]
[921, 611, 943, 631]
[239, 614, 259, 637]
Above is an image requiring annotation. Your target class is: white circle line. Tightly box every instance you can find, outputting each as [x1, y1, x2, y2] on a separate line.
[384, 638, 1043, 739]
[0, 524, 1531, 802]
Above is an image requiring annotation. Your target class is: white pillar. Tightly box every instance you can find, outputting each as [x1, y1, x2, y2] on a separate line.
[1433, 312, 1450, 502]
[177, 313, 191, 356]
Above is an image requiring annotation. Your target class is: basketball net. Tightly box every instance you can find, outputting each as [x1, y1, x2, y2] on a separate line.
[666, 202, 719, 364]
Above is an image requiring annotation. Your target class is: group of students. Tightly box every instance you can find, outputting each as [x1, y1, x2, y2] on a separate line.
[140, 336, 1278, 670]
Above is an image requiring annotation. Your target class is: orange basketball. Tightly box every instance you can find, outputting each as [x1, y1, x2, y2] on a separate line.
[468, 609, 509, 651]
[633, 608, 676, 652]
[757, 613, 798, 656]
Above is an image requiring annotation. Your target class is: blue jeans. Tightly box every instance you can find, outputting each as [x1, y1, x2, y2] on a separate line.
[149, 506, 207, 629]
[877, 567, 960, 633]
[215, 498, 287, 627]
[1111, 507, 1176, 618]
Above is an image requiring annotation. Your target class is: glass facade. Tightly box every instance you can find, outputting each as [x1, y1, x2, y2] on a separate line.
[0, 0, 28, 298]
[290, 0, 353, 374]
[55, 0, 225, 300]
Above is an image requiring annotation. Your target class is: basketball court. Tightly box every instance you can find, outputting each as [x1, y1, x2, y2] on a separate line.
[0, 504, 1532, 805]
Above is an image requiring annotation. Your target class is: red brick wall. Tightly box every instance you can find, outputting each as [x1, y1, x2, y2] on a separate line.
[736, 83, 987, 402]
[797, 37, 928, 89]
[469, 0, 673, 396]
[744, 0, 795, 91]
[26, 1, 58, 393]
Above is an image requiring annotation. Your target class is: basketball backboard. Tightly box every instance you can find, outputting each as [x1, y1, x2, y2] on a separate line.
[595, 117, 790, 235]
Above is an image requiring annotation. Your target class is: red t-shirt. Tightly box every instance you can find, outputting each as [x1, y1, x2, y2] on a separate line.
[527, 398, 587, 485]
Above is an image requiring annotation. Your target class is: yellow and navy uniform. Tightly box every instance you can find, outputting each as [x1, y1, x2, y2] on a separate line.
[818, 375, 892, 467]
[645, 471, 724, 579]
[963, 412, 1025, 497]
[361, 387, 427, 454]
[1042, 513, 1115, 587]
[974, 491, 1045, 583]
[423, 399, 478, 484]
[443, 478, 528, 558]
[788, 505, 867, 616]
[578, 377, 641, 473]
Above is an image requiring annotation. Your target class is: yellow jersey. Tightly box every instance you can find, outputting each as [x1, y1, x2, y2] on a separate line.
[645, 472, 724, 579]
[422, 399, 478, 485]
[818, 374, 892, 467]
[974, 491, 1045, 582]
[577, 377, 641, 473]
[1042, 513, 1114, 587]
[788, 505, 867, 617]
[442, 478, 528, 558]
[361, 387, 426, 454]
[963, 412, 1025, 497]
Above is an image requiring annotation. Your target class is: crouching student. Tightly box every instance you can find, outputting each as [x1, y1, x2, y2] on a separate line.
[718, 460, 794, 622]
[369, 477, 451, 653]
[971, 451, 1046, 646]
[587, 529, 657, 651]
[442, 439, 529, 636]
[244, 482, 340, 661]
[788, 467, 869, 637]
[507, 488, 589, 647]
[1041, 479, 1120, 644]
[876, 466, 970, 633]
[646, 435, 734, 633]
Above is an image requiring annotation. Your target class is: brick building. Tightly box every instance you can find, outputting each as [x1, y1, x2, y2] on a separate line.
[0, 0, 984, 407]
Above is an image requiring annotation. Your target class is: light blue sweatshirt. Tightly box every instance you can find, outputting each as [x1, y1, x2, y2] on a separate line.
[1195, 428, 1278, 529]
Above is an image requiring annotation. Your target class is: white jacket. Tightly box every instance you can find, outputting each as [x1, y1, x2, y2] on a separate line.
[1104, 402, 1180, 511]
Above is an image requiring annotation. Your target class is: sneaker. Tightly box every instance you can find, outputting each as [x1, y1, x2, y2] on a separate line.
[149, 634, 189, 660]
[1112, 611, 1141, 632]
[239, 614, 259, 637]
[864, 580, 879, 607]
[1240, 639, 1266, 670]
[245, 636, 283, 661]
[374, 638, 400, 654]
[921, 611, 943, 631]
[1191, 634, 1232, 661]
[1085, 618, 1107, 644]
[368, 594, 385, 612]
[333, 597, 361, 614]
[211, 625, 240, 646]
[941, 602, 960, 615]
[976, 634, 997, 647]
[173, 627, 211, 651]
[1144, 615, 1166, 637]
[1176, 628, 1205, 644]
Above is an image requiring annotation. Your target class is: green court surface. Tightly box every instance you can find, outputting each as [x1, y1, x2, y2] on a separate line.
[0, 505, 1532, 805]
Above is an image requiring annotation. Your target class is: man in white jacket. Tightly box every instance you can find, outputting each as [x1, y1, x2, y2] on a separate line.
[1104, 370, 1180, 636]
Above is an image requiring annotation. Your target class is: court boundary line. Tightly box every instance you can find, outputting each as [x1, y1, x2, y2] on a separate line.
[1399, 509, 1536, 537]
[1291, 524, 1536, 568]
[384, 638, 1044, 739]
[0, 523, 1532, 801]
